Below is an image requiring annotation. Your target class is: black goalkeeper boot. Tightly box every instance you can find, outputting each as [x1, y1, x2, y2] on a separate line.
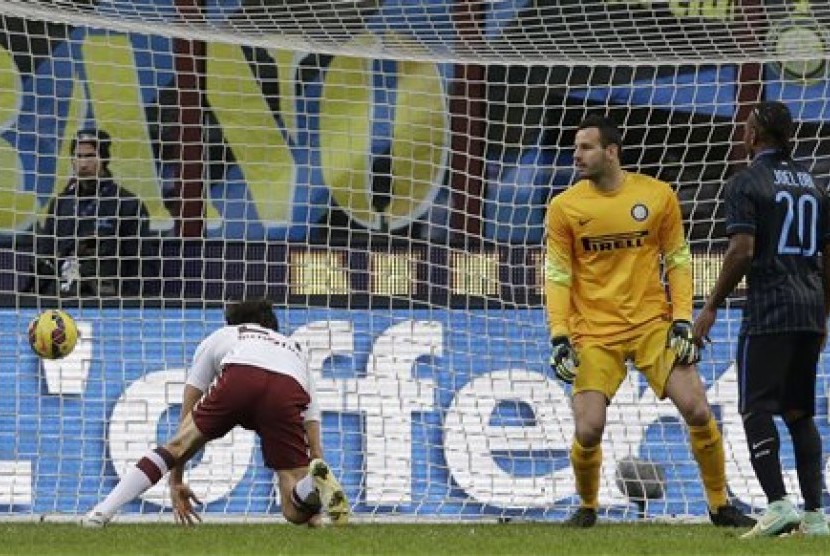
[709, 504, 756, 527]
[565, 507, 598, 528]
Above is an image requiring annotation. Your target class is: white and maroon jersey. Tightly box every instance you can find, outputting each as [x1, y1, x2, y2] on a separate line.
[185, 324, 320, 421]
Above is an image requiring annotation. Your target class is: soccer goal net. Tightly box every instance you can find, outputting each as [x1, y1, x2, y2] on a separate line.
[1, 0, 829, 523]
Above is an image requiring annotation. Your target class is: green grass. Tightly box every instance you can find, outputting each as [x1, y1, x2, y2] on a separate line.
[1, 523, 828, 555]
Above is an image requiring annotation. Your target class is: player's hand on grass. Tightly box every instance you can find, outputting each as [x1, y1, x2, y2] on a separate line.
[669, 319, 700, 365]
[550, 336, 579, 384]
[170, 483, 202, 526]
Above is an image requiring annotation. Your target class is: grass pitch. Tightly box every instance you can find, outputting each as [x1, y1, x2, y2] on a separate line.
[2, 522, 828, 555]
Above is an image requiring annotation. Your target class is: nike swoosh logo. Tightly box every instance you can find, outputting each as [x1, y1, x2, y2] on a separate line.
[578, 218, 592, 226]
[752, 438, 774, 450]
[757, 521, 776, 533]
[756, 515, 793, 534]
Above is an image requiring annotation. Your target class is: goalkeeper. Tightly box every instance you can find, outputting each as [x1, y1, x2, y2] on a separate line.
[544, 115, 754, 528]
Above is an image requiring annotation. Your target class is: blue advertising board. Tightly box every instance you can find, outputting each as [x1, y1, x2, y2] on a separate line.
[1, 308, 827, 519]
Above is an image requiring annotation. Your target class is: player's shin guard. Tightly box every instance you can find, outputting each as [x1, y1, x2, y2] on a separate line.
[689, 416, 728, 510]
[570, 439, 602, 509]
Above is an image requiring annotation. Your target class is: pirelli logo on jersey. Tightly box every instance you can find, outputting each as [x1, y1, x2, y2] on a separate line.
[581, 231, 649, 252]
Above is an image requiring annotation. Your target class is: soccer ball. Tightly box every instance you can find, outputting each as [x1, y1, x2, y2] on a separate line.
[28, 309, 78, 360]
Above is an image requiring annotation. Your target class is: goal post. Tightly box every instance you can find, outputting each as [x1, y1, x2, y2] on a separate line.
[0, 0, 829, 522]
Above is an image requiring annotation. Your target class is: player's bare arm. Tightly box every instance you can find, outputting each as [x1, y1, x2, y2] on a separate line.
[169, 385, 203, 486]
[693, 233, 754, 343]
[169, 384, 206, 526]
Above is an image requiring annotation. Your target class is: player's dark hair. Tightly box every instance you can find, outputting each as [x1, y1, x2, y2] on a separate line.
[752, 101, 793, 156]
[577, 115, 623, 148]
[224, 299, 279, 332]
[71, 128, 112, 176]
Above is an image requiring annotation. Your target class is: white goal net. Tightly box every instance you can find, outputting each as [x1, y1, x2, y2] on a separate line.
[1, 0, 829, 522]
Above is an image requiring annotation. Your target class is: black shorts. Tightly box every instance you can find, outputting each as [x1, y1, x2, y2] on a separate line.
[736, 332, 822, 415]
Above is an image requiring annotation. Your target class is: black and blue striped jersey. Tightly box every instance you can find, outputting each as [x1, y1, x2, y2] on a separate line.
[724, 150, 830, 335]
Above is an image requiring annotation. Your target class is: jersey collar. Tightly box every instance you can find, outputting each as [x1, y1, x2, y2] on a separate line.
[752, 148, 782, 162]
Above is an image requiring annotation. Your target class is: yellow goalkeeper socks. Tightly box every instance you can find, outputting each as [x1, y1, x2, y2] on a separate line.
[689, 416, 728, 510]
[571, 439, 602, 509]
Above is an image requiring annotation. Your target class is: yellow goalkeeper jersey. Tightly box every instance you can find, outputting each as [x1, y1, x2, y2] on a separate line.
[544, 172, 692, 343]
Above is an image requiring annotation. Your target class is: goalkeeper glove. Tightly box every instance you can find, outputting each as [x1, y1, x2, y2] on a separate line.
[550, 336, 580, 384]
[668, 320, 700, 365]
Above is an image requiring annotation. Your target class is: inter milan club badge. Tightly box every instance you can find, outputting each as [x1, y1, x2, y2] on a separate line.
[631, 203, 648, 222]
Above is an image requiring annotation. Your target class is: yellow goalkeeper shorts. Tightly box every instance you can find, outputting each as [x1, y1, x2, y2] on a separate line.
[573, 320, 675, 401]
